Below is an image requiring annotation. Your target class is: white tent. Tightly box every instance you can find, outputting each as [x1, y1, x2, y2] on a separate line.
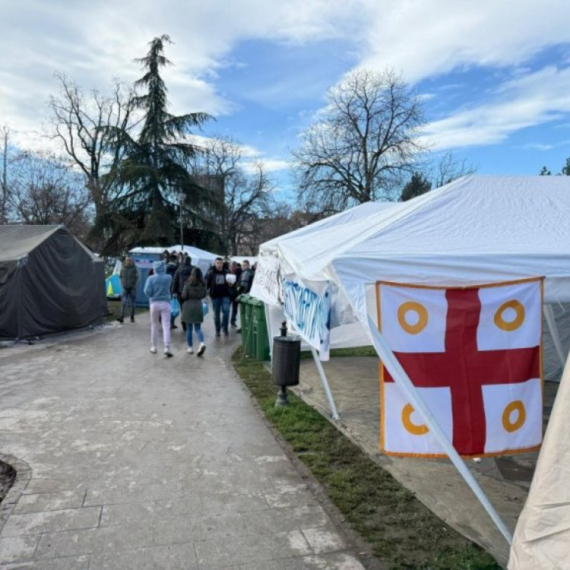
[254, 175, 570, 550]
[332, 175, 570, 315]
[508, 353, 570, 569]
[251, 201, 400, 365]
[325, 175, 570, 548]
[129, 244, 219, 275]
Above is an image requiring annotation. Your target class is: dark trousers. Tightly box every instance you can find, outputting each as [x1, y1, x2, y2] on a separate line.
[230, 297, 239, 325]
[212, 296, 230, 333]
[120, 287, 136, 318]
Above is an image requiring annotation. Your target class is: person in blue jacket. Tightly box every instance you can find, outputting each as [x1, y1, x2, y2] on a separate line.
[143, 261, 173, 357]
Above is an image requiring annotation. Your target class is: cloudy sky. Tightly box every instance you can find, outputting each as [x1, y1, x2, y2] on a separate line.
[2, 0, 570, 194]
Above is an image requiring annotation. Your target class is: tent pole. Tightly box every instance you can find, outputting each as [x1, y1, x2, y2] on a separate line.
[544, 304, 566, 369]
[311, 347, 341, 421]
[366, 317, 513, 546]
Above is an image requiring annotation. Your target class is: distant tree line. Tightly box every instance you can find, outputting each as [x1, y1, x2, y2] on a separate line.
[539, 158, 570, 176]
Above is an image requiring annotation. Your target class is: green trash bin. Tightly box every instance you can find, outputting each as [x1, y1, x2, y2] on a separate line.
[238, 295, 252, 351]
[250, 298, 270, 361]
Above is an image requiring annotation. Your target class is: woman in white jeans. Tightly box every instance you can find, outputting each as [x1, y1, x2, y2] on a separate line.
[143, 261, 173, 357]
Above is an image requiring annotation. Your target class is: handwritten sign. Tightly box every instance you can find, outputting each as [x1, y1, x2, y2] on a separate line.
[283, 279, 331, 360]
[251, 254, 281, 305]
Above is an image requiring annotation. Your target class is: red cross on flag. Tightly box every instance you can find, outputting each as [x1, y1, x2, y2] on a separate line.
[377, 278, 543, 458]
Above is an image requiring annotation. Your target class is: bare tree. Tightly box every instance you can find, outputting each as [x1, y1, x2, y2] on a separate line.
[292, 68, 425, 213]
[429, 152, 476, 188]
[0, 125, 11, 224]
[48, 73, 137, 245]
[8, 150, 91, 238]
[192, 136, 272, 255]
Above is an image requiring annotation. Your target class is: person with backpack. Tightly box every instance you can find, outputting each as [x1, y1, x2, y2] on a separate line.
[181, 267, 207, 356]
[117, 256, 139, 323]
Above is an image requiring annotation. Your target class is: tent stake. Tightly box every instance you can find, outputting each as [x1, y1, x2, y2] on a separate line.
[311, 347, 341, 421]
[366, 317, 513, 546]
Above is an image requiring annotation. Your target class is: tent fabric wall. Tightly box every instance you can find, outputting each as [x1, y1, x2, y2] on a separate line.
[508, 353, 570, 569]
[0, 225, 105, 339]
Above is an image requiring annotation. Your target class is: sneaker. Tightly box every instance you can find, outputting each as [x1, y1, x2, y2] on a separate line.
[187, 347, 194, 354]
[117, 317, 124, 323]
[164, 347, 173, 357]
[130, 316, 135, 323]
[230, 322, 237, 328]
[197, 343, 206, 357]
[150, 346, 157, 354]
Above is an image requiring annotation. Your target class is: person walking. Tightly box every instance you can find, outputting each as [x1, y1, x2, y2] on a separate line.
[117, 256, 139, 323]
[238, 259, 254, 295]
[166, 253, 179, 330]
[206, 257, 231, 337]
[143, 260, 174, 357]
[172, 255, 194, 332]
[181, 267, 207, 356]
[228, 261, 241, 328]
[235, 259, 254, 334]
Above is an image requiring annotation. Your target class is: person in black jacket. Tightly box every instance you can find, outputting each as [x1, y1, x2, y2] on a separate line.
[172, 255, 194, 331]
[206, 257, 231, 337]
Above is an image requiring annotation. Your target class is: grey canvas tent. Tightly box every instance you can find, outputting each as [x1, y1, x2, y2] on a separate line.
[0, 225, 106, 339]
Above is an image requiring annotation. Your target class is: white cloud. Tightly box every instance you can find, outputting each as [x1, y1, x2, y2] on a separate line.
[359, 0, 570, 83]
[2, 0, 570, 157]
[420, 65, 570, 150]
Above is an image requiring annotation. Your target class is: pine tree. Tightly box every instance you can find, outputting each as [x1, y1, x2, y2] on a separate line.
[400, 172, 431, 202]
[101, 35, 212, 253]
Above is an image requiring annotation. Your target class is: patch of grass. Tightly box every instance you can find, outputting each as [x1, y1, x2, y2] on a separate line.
[233, 346, 500, 570]
[300, 346, 378, 359]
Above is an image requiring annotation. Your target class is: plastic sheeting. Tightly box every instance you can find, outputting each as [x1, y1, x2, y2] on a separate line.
[0, 225, 106, 339]
[508, 352, 570, 569]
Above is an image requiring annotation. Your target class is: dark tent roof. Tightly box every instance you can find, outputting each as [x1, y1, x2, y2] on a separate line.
[0, 225, 105, 339]
[0, 225, 96, 262]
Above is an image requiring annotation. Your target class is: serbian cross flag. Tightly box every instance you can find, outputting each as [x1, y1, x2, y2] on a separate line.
[377, 278, 543, 458]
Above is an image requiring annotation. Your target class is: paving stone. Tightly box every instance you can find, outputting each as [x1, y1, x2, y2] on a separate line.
[302, 527, 347, 554]
[0, 534, 40, 564]
[0, 555, 90, 569]
[241, 505, 329, 535]
[237, 551, 367, 569]
[89, 544, 197, 570]
[153, 512, 247, 544]
[200, 491, 269, 516]
[264, 487, 319, 509]
[12, 491, 85, 515]
[34, 523, 153, 559]
[1, 507, 101, 538]
[100, 497, 202, 526]
[195, 530, 312, 568]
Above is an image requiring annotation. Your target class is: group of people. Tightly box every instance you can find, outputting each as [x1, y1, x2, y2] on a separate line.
[117, 250, 256, 358]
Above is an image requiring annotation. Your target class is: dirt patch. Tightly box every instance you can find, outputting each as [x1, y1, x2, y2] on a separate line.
[0, 460, 15, 506]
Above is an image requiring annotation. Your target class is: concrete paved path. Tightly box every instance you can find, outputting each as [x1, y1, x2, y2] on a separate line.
[0, 314, 366, 569]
